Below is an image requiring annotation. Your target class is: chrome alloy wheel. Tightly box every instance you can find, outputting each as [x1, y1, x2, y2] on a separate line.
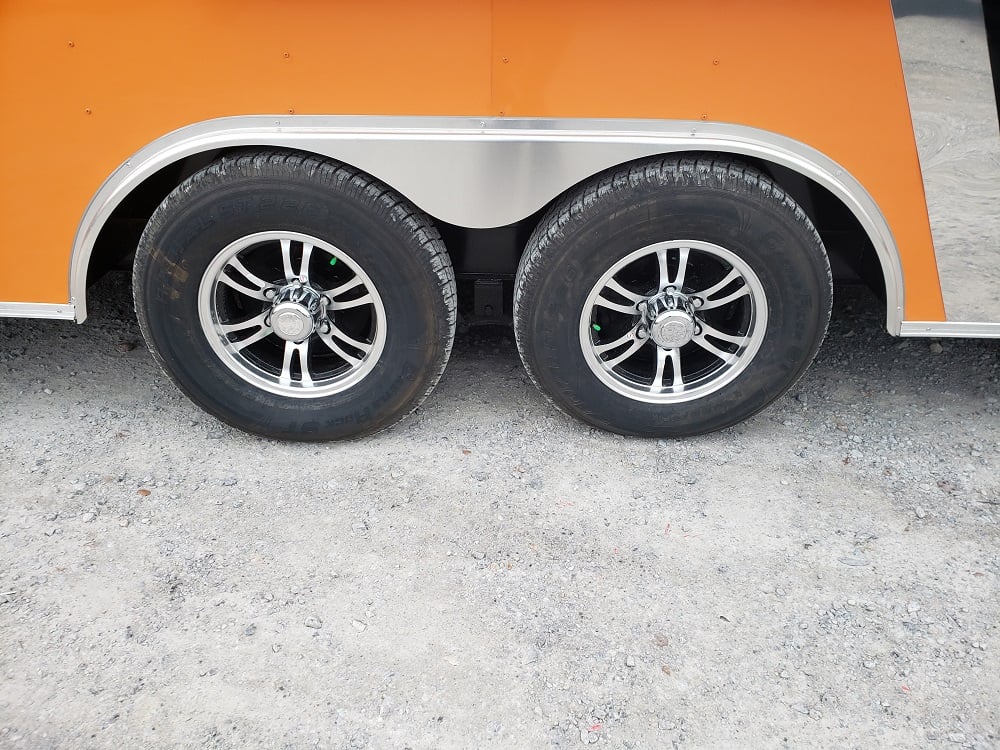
[198, 231, 387, 398]
[579, 240, 768, 403]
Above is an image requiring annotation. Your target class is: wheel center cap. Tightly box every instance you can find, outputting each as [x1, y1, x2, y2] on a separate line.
[269, 282, 324, 342]
[649, 310, 696, 349]
[271, 303, 314, 341]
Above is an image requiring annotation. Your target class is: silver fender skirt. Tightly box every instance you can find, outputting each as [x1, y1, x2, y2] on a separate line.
[69, 116, 904, 331]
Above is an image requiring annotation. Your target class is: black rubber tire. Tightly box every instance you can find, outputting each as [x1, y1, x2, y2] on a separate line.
[513, 156, 832, 438]
[133, 151, 456, 441]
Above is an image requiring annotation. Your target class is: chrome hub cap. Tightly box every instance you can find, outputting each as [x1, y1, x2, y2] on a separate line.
[640, 292, 698, 349]
[648, 310, 696, 349]
[269, 283, 324, 342]
[580, 240, 768, 404]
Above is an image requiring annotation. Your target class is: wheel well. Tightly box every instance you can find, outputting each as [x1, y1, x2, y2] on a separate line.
[86, 148, 237, 285]
[745, 157, 885, 297]
[85, 147, 886, 305]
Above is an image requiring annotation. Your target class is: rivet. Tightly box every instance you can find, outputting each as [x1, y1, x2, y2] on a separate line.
[283, 52, 290, 59]
[502, 56, 509, 63]
[84, 108, 92, 115]
[713, 59, 720, 65]
[701, 114, 708, 121]
[68, 41, 75, 48]
[288, 108, 295, 114]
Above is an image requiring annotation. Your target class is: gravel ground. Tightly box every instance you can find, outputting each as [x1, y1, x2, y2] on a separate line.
[0, 273, 997, 749]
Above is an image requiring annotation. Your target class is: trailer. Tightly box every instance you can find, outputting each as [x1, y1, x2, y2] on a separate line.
[1, 0, 998, 439]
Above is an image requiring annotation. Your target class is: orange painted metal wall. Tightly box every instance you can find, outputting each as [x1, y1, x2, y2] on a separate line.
[0, 0, 945, 321]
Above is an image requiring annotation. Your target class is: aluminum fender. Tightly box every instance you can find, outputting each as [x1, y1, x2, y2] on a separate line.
[70, 116, 904, 331]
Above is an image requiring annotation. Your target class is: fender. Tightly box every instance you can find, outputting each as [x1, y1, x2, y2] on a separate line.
[68, 115, 905, 331]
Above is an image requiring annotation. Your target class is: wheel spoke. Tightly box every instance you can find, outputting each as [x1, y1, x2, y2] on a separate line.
[651, 347, 667, 391]
[604, 278, 645, 304]
[691, 333, 737, 363]
[226, 257, 271, 293]
[650, 344, 685, 391]
[693, 268, 740, 302]
[669, 348, 684, 388]
[230, 325, 272, 351]
[328, 294, 374, 311]
[298, 242, 313, 284]
[318, 328, 364, 364]
[603, 337, 647, 369]
[218, 273, 269, 301]
[326, 323, 373, 353]
[698, 321, 750, 347]
[327, 276, 365, 299]
[699, 285, 750, 311]
[594, 293, 638, 316]
[220, 311, 270, 335]
[672, 246, 690, 290]
[280, 239, 295, 282]
[594, 325, 642, 355]
[654, 245, 692, 292]
[279, 340, 312, 387]
[657, 247, 670, 291]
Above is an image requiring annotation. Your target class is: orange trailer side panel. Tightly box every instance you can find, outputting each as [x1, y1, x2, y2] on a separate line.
[0, 0, 944, 321]
[0, 0, 493, 303]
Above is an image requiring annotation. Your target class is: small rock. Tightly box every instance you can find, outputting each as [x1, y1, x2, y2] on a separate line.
[471, 551, 486, 560]
[42, 388, 53, 395]
[244, 624, 257, 636]
[271, 644, 281, 653]
[115, 341, 136, 353]
[837, 556, 869, 567]
[779, 670, 790, 679]
[790, 703, 810, 715]
[929, 342, 944, 354]
[81, 511, 96, 523]
[351, 522, 368, 533]
[906, 601, 921, 614]
[351, 619, 367, 633]
[915, 507, 927, 519]
[261, 592, 274, 602]
[653, 633, 670, 647]
[625, 655, 636, 668]
[44, 512, 58, 521]
[221, 478, 237, 487]
[119, 518, 130, 527]
[304, 616, 323, 629]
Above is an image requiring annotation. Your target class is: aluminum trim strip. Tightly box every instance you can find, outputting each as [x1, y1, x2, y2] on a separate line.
[900, 321, 1000, 338]
[69, 116, 904, 333]
[0, 301, 76, 320]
